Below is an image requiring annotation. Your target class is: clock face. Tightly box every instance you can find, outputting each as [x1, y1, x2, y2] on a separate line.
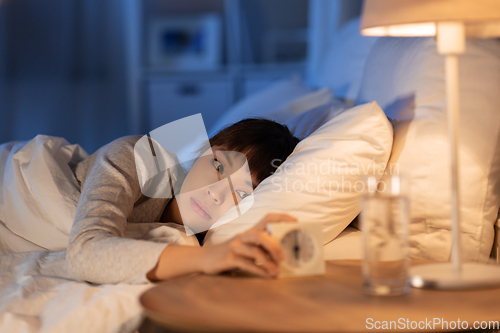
[280, 229, 316, 268]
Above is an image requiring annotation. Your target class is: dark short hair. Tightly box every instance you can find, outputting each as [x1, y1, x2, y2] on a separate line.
[209, 118, 300, 185]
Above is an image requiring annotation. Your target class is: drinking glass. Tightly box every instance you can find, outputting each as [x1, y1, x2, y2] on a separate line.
[361, 175, 410, 296]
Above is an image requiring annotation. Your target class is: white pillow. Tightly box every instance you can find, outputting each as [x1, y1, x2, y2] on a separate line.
[357, 37, 500, 262]
[265, 87, 334, 124]
[208, 76, 333, 136]
[315, 17, 378, 102]
[287, 99, 349, 140]
[204, 101, 393, 245]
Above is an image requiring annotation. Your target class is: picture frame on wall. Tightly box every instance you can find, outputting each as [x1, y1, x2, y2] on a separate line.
[148, 13, 222, 71]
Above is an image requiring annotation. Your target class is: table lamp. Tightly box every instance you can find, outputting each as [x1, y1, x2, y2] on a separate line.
[360, 0, 500, 289]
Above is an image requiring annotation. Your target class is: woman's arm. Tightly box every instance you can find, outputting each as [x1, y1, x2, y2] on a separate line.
[147, 213, 296, 281]
[67, 136, 174, 285]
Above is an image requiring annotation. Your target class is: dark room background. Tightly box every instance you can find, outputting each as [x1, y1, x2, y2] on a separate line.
[0, 0, 133, 153]
[0, 0, 361, 153]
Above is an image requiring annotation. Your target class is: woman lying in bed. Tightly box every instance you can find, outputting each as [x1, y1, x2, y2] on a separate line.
[67, 119, 299, 284]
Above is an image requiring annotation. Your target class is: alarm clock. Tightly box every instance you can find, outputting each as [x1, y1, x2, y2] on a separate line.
[266, 222, 325, 278]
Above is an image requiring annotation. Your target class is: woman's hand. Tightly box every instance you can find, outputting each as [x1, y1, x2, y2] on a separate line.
[200, 213, 297, 278]
[146, 213, 297, 281]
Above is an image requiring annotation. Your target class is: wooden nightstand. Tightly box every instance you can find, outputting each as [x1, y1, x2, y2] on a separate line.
[139, 260, 500, 332]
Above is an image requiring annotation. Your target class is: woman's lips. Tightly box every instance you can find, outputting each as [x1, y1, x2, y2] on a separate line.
[190, 198, 211, 220]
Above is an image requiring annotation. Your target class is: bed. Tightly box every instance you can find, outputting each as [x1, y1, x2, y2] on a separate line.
[1, 14, 500, 333]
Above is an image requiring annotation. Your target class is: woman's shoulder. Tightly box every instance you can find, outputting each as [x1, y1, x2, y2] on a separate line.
[110, 135, 144, 145]
[101, 135, 175, 158]
[94, 135, 164, 168]
[78, 134, 183, 185]
[74, 135, 144, 188]
[100, 135, 144, 155]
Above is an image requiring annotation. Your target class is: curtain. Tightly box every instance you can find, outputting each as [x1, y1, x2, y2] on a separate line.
[306, 0, 362, 87]
[0, 0, 135, 153]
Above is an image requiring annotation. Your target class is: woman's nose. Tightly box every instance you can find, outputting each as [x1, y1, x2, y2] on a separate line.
[206, 186, 224, 205]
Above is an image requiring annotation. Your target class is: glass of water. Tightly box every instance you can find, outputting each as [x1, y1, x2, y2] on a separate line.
[361, 175, 410, 296]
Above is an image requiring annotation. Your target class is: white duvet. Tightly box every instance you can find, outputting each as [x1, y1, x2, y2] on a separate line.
[0, 250, 150, 333]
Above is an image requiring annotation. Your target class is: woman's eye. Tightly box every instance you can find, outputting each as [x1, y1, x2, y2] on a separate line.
[236, 190, 249, 200]
[213, 159, 224, 174]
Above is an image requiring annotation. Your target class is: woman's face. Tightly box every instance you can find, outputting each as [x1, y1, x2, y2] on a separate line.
[175, 147, 255, 234]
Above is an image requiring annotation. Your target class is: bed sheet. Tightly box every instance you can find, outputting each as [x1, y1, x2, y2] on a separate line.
[0, 250, 151, 333]
[0, 222, 199, 333]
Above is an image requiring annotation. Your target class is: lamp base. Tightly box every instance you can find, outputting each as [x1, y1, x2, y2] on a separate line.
[410, 263, 500, 290]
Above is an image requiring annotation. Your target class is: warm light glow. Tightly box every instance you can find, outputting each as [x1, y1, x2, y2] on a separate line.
[411, 276, 425, 288]
[361, 0, 500, 38]
[361, 23, 437, 37]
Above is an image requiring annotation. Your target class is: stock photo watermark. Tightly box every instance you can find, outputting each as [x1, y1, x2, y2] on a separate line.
[366, 318, 500, 330]
[270, 158, 400, 196]
[271, 158, 399, 177]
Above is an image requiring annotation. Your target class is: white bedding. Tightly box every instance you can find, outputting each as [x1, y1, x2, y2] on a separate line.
[0, 136, 87, 254]
[0, 250, 149, 333]
[0, 221, 200, 333]
[0, 222, 200, 333]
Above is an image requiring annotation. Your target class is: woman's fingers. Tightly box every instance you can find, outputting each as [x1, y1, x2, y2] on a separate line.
[233, 243, 279, 275]
[234, 257, 275, 278]
[240, 231, 284, 264]
[203, 214, 297, 279]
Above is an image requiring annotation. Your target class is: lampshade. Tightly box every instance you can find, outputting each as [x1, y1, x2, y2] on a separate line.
[361, 0, 500, 37]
